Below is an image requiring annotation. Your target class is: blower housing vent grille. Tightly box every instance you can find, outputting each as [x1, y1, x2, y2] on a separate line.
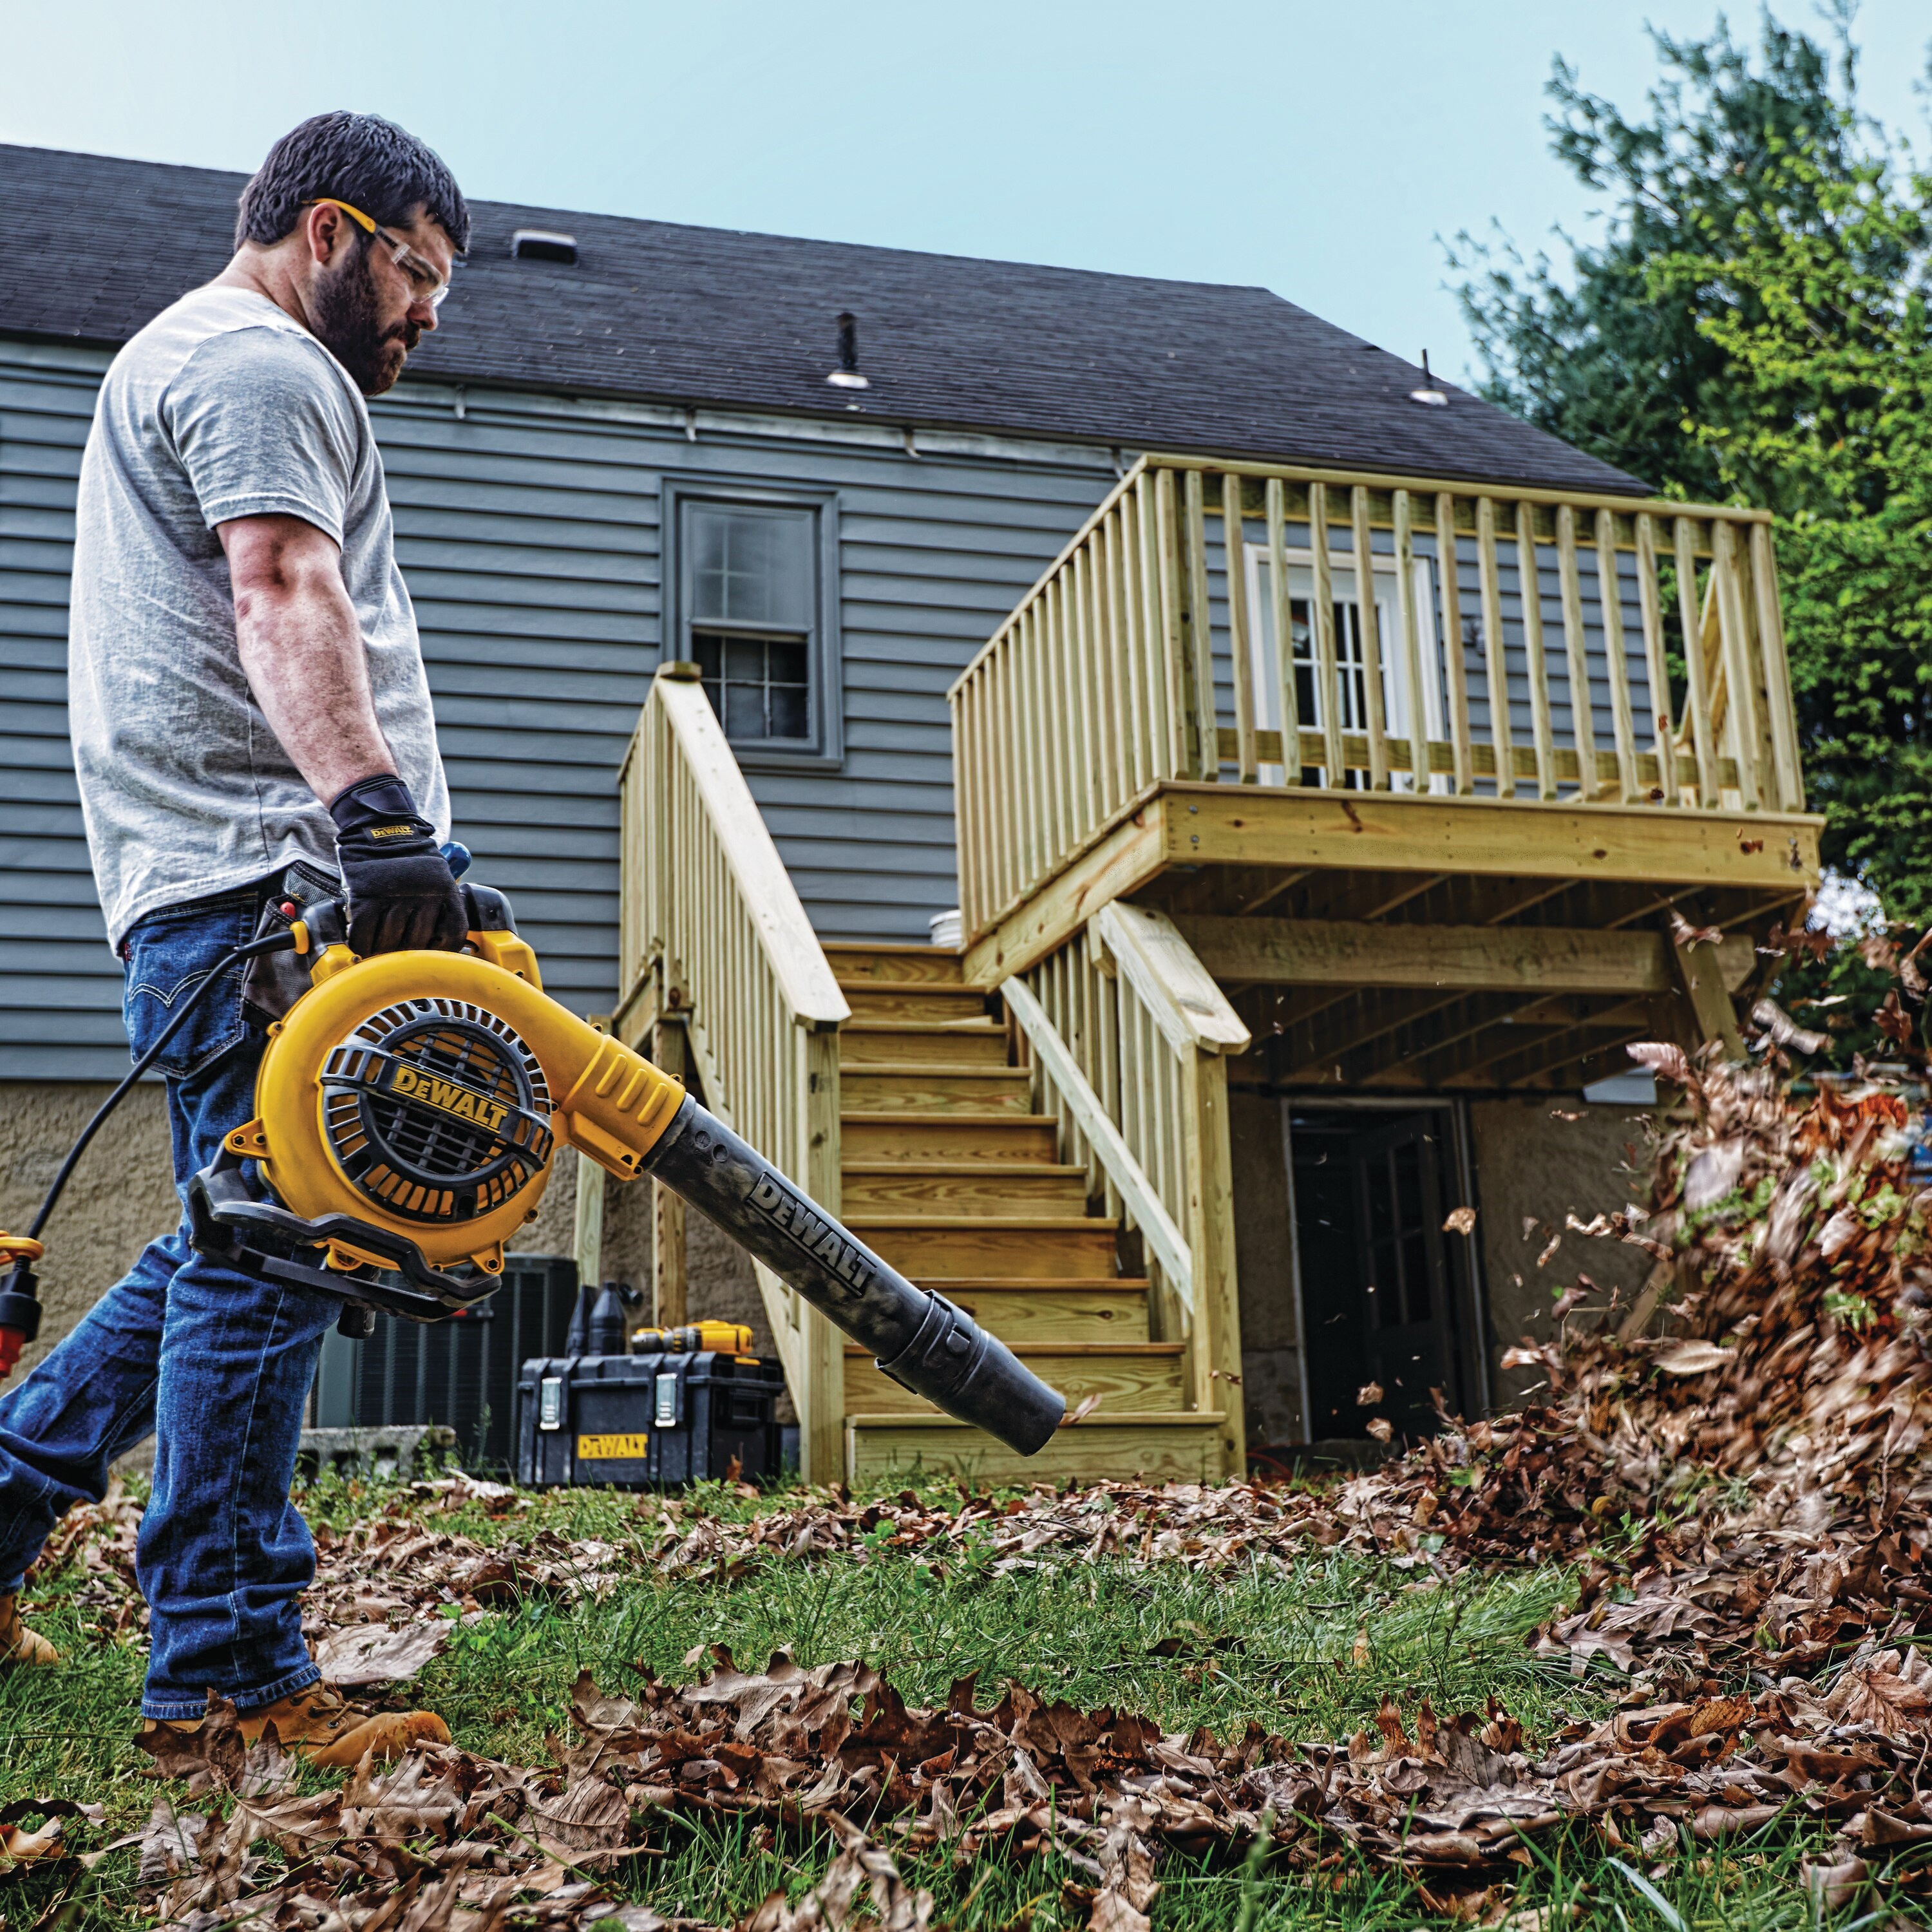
[319, 998, 553, 1225]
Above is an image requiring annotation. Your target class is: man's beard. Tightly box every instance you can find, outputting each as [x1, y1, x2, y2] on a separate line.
[312, 243, 421, 397]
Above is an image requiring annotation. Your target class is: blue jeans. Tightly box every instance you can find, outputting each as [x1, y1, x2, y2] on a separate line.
[0, 886, 339, 1719]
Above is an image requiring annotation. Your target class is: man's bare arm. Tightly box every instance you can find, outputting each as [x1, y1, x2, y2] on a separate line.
[219, 513, 393, 805]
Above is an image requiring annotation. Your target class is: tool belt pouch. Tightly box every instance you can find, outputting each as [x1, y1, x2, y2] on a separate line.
[242, 858, 343, 1026]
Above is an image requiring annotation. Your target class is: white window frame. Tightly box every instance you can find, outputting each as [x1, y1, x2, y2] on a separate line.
[1242, 540, 1447, 791]
[661, 474, 844, 772]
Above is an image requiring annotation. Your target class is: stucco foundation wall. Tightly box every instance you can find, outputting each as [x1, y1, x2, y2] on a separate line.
[1229, 1090, 1302, 1444]
[1, 1081, 177, 1380]
[1469, 1097, 1653, 1405]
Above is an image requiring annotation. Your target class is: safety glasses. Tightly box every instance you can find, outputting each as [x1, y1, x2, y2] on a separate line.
[304, 198, 451, 309]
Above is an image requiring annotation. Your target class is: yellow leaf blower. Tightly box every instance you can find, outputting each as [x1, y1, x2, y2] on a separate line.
[0, 886, 1066, 1457]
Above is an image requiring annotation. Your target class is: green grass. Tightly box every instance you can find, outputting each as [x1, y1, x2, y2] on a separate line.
[1, 1471, 1923, 1929]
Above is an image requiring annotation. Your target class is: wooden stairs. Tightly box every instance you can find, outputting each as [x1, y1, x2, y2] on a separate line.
[825, 943, 1226, 1484]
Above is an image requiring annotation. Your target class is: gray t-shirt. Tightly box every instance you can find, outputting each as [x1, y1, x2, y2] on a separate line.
[70, 284, 449, 947]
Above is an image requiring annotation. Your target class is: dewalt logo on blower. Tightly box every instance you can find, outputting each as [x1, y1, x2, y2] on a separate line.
[0, 876, 1066, 1457]
[746, 1171, 876, 1298]
[382, 1063, 511, 1135]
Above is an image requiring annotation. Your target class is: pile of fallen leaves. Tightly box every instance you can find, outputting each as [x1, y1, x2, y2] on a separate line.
[86, 1627, 1932, 1932]
[26, 938, 1932, 1924]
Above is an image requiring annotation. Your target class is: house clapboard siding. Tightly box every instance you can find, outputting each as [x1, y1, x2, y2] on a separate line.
[0, 333, 1118, 1079]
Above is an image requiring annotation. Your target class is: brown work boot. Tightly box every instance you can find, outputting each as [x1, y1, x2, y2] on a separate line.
[0, 1592, 58, 1667]
[142, 1681, 450, 1770]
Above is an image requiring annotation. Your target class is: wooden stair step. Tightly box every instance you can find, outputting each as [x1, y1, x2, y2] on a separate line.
[840, 1162, 1089, 1213]
[846, 1342, 1184, 1416]
[821, 943, 964, 986]
[840, 1113, 1061, 1163]
[907, 1278, 1151, 1345]
[837, 981, 988, 1023]
[845, 1411, 1228, 1484]
[839, 1020, 1009, 1068]
[851, 1215, 1120, 1278]
[840, 1066, 1035, 1114]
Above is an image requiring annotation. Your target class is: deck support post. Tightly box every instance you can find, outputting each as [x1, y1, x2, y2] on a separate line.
[571, 1012, 612, 1302]
[1179, 1046, 1245, 1477]
[801, 1025, 846, 1484]
[650, 1015, 688, 1328]
[1666, 928, 1745, 1063]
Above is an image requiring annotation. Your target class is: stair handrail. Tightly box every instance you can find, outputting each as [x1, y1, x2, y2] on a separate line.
[1009, 904, 1250, 1469]
[616, 661, 849, 1478]
[621, 665, 849, 1033]
[999, 976, 1195, 1318]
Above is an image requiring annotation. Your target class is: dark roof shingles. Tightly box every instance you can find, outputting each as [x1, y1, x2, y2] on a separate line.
[0, 144, 1647, 494]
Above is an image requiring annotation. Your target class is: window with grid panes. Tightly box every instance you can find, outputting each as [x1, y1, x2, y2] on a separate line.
[683, 502, 816, 745]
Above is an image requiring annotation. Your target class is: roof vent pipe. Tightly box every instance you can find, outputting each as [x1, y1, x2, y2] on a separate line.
[826, 310, 869, 388]
[1408, 350, 1448, 408]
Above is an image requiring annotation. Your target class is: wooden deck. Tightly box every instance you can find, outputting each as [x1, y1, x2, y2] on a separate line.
[949, 453, 1820, 1095]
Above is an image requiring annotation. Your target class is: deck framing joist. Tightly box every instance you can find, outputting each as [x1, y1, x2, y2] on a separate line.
[961, 782, 1822, 1095]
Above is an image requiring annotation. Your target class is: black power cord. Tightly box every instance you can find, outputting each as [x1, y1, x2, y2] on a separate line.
[1, 929, 298, 1369]
[28, 931, 299, 1240]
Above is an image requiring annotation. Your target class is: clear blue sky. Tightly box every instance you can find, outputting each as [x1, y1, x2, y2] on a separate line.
[5, 1, 1927, 382]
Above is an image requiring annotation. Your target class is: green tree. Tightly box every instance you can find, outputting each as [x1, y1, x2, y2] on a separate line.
[1452, 9, 1932, 917]
[1450, 10, 1863, 497]
[1669, 142, 1932, 914]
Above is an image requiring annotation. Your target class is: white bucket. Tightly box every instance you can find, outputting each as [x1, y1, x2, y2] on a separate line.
[927, 908, 963, 950]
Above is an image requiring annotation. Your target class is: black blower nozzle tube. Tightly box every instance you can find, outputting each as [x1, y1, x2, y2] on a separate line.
[641, 1096, 1066, 1457]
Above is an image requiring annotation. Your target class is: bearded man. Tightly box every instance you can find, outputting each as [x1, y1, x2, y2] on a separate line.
[0, 113, 468, 1761]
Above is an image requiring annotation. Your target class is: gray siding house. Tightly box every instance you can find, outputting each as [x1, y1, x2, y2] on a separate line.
[3, 147, 1700, 1456]
[1, 144, 1636, 1083]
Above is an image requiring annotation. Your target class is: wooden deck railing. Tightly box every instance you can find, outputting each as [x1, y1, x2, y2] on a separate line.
[1007, 904, 1250, 1471]
[616, 663, 851, 1479]
[948, 453, 1804, 944]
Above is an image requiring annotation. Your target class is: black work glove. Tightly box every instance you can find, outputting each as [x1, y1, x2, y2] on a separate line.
[327, 774, 469, 955]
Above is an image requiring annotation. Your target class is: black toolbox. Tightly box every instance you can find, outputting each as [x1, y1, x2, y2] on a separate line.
[514, 1346, 784, 1490]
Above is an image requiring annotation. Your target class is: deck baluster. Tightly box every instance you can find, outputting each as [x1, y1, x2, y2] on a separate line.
[1393, 490, 1428, 793]
[1475, 497, 1515, 799]
[1224, 473, 1259, 782]
[1182, 469, 1219, 780]
[1352, 485, 1390, 790]
[1515, 502, 1557, 800]
[1152, 468, 1189, 780]
[1265, 477, 1300, 784]
[1594, 509, 1642, 802]
[1434, 493, 1473, 794]
[1712, 520, 1763, 812]
[1750, 523, 1804, 813]
[1633, 515, 1678, 806]
[1310, 482, 1345, 787]
[1555, 506, 1600, 797]
[1672, 517, 1718, 808]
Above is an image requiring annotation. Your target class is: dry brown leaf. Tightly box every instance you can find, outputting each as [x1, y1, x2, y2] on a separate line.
[1626, 1041, 1693, 1088]
[315, 1618, 451, 1686]
[1751, 997, 1828, 1056]
[1443, 1206, 1477, 1236]
[1653, 1341, 1734, 1377]
[1669, 908, 1725, 948]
